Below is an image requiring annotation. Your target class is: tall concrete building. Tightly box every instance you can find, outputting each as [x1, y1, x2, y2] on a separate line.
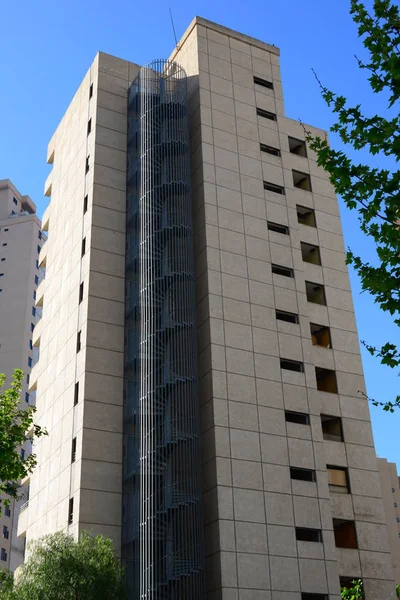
[17, 17, 397, 599]
[0, 179, 42, 572]
[378, 458, 400, 584]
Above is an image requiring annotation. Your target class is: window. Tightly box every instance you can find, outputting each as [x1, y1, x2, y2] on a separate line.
[264, 181, 285, 195]
[1, 258, 5, 262]
[36, 260, 39, 269]
[76, 331, 82, 353]
[1, 548, 7, 562]
[280, 359, 304, 373]
[4, 505, 10, 517]
[38, 230, 42, 239]
[28, 357, 33, 368]
[20, 449, 25, 460]
[35, 275, 39, 285]
[37, 245, 41, 254]
[285, 411, 310, 425]
[71, 438, 77, 463]
[74, 382, 79, 406]
[87, 119, 92, 135]
[25, 392, 30, 404]
[260, 143, 281, 157]
[290, 467, 316, 482]
[301, 242, 321, 265]
[85, 156, 90, 174]
[0, 273, 3, 277]
[33, 290, 37, 300]
[2, 243, 7, 247]
[32, 307, 36, 317]
[272, 264, 294, 278]
[276, 310, 298, 324]
[83, 195, 88, 214]
[328, 466, 350, 494]
[31, 323, 35, 332]
[81, 237, 86, 257]
[79, 282, 84, 304]
[267, 221, 289, 235]
[340, 577, 364, 594]
[3, 526, 9, 540]
[4, 228, 8, 232]
[297, 205, 316, 227]
[301, 595, 328, 600]
[68, 498, 74, 524]
[316, 367, 338, 393]
[333, 519, 358, 549]
[254, 75, 274, 90]
[13, 197, 18, 205]
[26, 374, 30, 385]
[293, 170, 312, 192]
[321, 415, 343, 441]
[305, 281, 326, 305]
[288, 136, 307, 157]
[296, 528, 322, 543]
[257, 107, 277, 121]
[89, 83, 93, 99]
[310, 323, 331, 348]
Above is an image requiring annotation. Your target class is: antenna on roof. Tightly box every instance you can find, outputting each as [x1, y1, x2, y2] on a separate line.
[169, 8, 179, 50]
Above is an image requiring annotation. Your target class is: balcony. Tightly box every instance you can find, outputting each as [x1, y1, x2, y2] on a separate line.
[42, 204, 50, 232]
[44, 172, 52, 198]
[35, 279, 45, 307]
[28, 363, 39, 391]
[32, 318, 42, 347]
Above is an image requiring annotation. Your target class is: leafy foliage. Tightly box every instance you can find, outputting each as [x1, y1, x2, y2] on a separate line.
[341, 579, 364, 599]
[0, 532, 127, 600]
[304, 0, 400, 411]
[0, 369, 46, 515]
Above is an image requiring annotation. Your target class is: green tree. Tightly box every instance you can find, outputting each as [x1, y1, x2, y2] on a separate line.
[304, 0, 400, 411]
[0, 369, 46, 516]
[0, 531, 127, 600]
[341, 579, 364, 599]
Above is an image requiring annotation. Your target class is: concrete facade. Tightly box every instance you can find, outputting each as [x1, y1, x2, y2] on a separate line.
[378, 458, 400, 584]
[18, 16, 396, 599]
[0, 179, 42, 571]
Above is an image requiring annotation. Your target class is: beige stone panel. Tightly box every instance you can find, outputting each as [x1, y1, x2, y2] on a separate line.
[89, 271, 124, 302]
[223, 297, 251, 325]
[247, 258, 272, 284]
[236, 117, 260, 142]
[233, 488, 265, 523]
[79, 489, 121, 526]
[227, 373, 256, 404]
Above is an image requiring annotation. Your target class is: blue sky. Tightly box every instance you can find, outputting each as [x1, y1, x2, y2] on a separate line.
[1, 1, 398, 464]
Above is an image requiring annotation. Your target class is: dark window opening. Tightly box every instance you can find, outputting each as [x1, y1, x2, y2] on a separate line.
[254, 76, 274, 90]
[285, 411, 310, 425]
[38, 231, 42, 239]
[25, 392, 30, 403]
[35, 275, 39, 285]
[79, 282, 84, 304]
[272, 264, 294, 278]
[81, 238, 86, 257]
[333, 519, 358, 549]
[289, 136, 307, 157]
[31, 323, 35, 332]
[74, 382, 79, 406]
[280, 359, 304, 373]
[1, 548, 7, 562]
[85, 156, 90, 174]
[2, 243, 7, 247]
[4, 229, 8, 232]
[310, 323, 331, 348]
[13, 197, 18, 206]
[328, 466, 350, 494]
[28, 357, 33, 368]
[37, 245, 41, 254]
[89, 83, 93, 99]
[297, 205, 316, 227]
[71, 438, 77, 463]
[296, 528, 322, 543]
[87, 119, 92, 135]
[301, 242, 321, 265]
[4, 506, 10, 517]
[293, 169, 312, 192]
[1, 258, 5, 262]
[83, 195, 88, 214]
[321, 415, 343, 442]
[76, 331, 82, 353]
[340, 578, 364, 598]
[301, 595, 328, 600]
[3, 526, 9, 540]
[260, 143, 281, 157]
[267, 222, 289, 235]
[68, 498, 74, 525]
[32, 307, 36, 317]
[316, 367, 338, 393]
[257, 107, 277, 121]
[290, 467, 316, 482]
[276, 310, 298, 324]
[305, 281, 326, 305]
[264, 181, 285, 195]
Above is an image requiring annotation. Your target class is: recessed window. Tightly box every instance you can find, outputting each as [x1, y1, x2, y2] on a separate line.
[264, 181, 285, 195]
[71, 438, 77, 463]
[305, 281, 326, 305]
[276, 310, 298, 324]
[257, 107, 277, 121]
[81, 237, 86, 257]
[4, 506, 10, 517]
[13, 197, 18, 206]
[280, 359, 304, 373]
[38, 231, 42, 240]
[83, 195, 88, 214]
[32, 307, 36, 317]
[254, 76, 274, 90]
[76, 331, 82, 353]
[33, 291, 36, 300]
[293, 170, 312, 192]
[2, 243, 7, 247]
[74, 382, 79, 406]
[316, 367, 338, 393]
[297, 205, 316, 227]
[328, 466, 350, 494]
[340, 578, 364, 596]
[85, 156, 90, 174]
[288, 136, 307, 157]
[321, 415, 343, 442]
[28, 357, 33, 368]
[3, 526, 9, 540]
[301, 242, 321, 265]
[31, 323, 35, 332]
[310, 323, 331, 348]
[87, 119, 92, 135]
[290, 467, 316, 482]
[0, 274, 3, 277]
[296, 528, 322, 543]
[4, 228, 8, 232]
[35, 275, 39, 285]
[285, 411, 310, 425]
[89, 83, 93, 99]
[79, 282, 84, 304]
[36, 260, 39, 269]
[20, 448, 25, 460]
[333, 519, 358, 549]
[1, 548, 7, 562]
[272, 264, 294, 278]
[1, 258, 5, 262]
[68, 498, 74, 525]
[301, 595, 328, 600]
[267, 222, 289, 235]
[25, 392, 30, 403]
[260, 143, 281, 157]
[37, 245, 41, 254]
[26, 374, 30, 384]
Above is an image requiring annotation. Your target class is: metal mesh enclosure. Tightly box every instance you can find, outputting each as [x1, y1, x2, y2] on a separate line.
[123, 60, 205, 599]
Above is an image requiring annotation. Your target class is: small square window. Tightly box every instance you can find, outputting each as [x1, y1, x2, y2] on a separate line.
[328, 466, 350, 494]
[280, 359, 304, 373]
[296, 528, 322, 543]
[254, 76, 274, 90]
[260, 143, 281, 157]
[272, 264, 294, 278]
[321, 415, 343, 441]
[81, 237, 86, 257]
[305, 281, 326, 305]
[267, 222, 289, 235]
[85, 156, 90, 174]
[293, 170, 312, 191]
[290, 467, 316, 482]
[340, 578, 364, 597]
[83, 195, 88, 214]
[257, 107, 277, 121]
[301, 242, 321, 265]
[4, 228, 8, 232]
[276, 310, 298, 324]
[316, 367, 338, 393]
[28, 357, 33, 368]
[333, 519, 358, 549]
[285, 411, 310, 425]
[310, 323, 331, 348]
[13, 197, 18, 206]
[0, 273, 3, 277]
[297, 205, 316, 227]
[87, 119, 92, 135]
[264, 181, 285, 195]
[2, 243, 7, 247]
[1, 258, 5, 262]
[289, 136, 307, 157]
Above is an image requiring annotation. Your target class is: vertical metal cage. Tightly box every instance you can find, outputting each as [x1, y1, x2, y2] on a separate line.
[123, 59, 205, 599]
